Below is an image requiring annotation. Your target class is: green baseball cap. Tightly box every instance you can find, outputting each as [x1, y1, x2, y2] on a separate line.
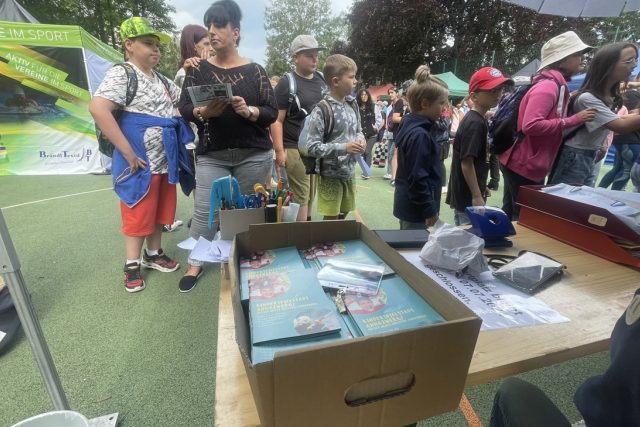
[120, 17, 171, 44]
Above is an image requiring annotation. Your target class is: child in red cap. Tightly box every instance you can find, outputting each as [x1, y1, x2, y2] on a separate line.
[446, 67, 513, 225]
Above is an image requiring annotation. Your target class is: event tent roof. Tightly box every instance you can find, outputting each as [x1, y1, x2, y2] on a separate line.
[513, 59, 541, 78]
[434, 72, 468, 97]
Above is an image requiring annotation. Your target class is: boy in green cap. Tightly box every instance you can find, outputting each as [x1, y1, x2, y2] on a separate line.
[89, 17, 195, 293]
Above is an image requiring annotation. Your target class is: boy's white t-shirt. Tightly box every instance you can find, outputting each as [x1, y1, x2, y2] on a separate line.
[93, 62, 180, 174]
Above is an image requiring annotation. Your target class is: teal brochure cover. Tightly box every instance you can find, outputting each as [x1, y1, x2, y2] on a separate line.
[251, 309, 353, 365]
[238, 246, 306, 303]
[344, 276, 444, 336]
[249, 269, 342, 345]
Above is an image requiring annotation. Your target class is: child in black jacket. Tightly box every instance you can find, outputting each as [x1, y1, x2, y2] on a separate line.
[393, 65, 449, 229]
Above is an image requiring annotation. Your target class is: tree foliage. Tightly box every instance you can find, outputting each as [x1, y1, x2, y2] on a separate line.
[346, 0, 640, 85]
[264, 0, 348, 77]
[157, 37, 181, 80]
[19, 0, 176, 49]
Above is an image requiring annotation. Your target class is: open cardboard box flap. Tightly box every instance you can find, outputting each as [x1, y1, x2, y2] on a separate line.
[230, 221, 482, 427]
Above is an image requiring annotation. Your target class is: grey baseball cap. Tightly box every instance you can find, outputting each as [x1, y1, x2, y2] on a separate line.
[290, 35, 324, 55]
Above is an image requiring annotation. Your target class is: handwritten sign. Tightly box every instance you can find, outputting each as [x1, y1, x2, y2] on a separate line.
[402, 252, 569, 331]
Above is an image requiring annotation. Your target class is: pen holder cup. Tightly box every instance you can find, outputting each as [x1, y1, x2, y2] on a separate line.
[265, 204, 278, 223]
[282, 203, 300, 222]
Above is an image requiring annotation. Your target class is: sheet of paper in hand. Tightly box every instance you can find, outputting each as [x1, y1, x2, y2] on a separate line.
[187, 83, 233, 107]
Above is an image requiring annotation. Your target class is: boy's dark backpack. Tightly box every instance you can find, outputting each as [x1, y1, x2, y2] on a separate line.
[95, 63, 170, 157]
[488, 79, 559, 155]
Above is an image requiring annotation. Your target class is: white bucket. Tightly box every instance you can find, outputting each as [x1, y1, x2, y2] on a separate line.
[11, 410, 89, 427]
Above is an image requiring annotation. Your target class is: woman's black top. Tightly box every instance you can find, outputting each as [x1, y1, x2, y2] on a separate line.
[359, 104, 377, 139]
[178, 61, 277, 153]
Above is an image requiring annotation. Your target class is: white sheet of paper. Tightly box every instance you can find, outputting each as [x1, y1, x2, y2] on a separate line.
[402, 251, 570, 331]
[177, 236, 198, 250]
[189, 237, 232, 263]
[211, 240, 232, 261]
[190, 237, 220, 262]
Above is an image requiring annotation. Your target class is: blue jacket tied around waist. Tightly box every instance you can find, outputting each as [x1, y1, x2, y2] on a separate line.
[112, 112, 195, 207]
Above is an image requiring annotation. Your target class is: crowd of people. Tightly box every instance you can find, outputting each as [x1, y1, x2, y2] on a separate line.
[86, 1, 640, 425]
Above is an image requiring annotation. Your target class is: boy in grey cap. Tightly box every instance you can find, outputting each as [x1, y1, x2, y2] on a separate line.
[271, 34, 326, 221]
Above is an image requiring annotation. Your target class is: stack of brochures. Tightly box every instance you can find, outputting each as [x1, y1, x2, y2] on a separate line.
[243, 240, 444, 364]
[249, 269, 352, 364]
[239, 246, 306, 308]
[333, 276, 445, 337]
[299, 240, 394, 274]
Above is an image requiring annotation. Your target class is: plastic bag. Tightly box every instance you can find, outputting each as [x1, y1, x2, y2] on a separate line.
[419, 220, 489, 275]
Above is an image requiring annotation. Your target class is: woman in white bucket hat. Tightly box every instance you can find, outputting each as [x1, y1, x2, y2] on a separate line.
[499, 31, 596, 220]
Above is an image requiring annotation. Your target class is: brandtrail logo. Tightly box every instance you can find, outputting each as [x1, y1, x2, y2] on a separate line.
[39, 148, 93, 162]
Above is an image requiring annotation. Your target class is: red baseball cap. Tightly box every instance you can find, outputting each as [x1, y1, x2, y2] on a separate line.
[469, 67, 513, 93]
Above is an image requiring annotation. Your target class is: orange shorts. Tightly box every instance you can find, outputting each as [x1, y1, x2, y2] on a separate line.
[120, 174, 176, 237]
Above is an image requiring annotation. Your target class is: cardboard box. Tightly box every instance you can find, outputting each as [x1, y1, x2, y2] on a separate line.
[229, 221, 482, 427]
[219, 208, 265, 241]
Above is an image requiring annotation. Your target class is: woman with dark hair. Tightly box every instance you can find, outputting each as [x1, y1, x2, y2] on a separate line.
[357, 89, 381, 174]
[177, 0, 277, 292]
[499, 31, 596, 220]
[174, 25, 212, 89]
[550, 42, 640, 186]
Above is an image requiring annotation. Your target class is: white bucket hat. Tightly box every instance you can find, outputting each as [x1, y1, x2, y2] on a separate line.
[538, 31, 592, 72]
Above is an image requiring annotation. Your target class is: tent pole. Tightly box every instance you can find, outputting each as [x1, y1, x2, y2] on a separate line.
[0, 209, 69, 410]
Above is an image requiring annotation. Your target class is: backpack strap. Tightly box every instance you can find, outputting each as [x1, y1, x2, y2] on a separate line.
[118, 63, 138, 106]
[286, 71, 297, 101]
[154, 71, 171, 93]
[346, 97, 361, 127]
[317, 99, 333, 140]
[315, 71, 327, 92]
[285, 72, 301, 118]
[562, 94, 585, 142]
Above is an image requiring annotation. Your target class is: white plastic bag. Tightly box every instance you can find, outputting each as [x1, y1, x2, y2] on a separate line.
[419, 220, 489, 275]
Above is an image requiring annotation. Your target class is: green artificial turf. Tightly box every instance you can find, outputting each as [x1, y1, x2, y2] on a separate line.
[1, 175, 218, 426]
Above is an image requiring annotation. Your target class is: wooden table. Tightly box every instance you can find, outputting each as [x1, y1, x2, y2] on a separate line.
[214, 224, 639, 426]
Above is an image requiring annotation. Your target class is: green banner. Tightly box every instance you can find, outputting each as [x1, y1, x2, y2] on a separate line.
[0, 47, 68, 81]
[7, 53, 90, 101]
[0, 21, 121, 63]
